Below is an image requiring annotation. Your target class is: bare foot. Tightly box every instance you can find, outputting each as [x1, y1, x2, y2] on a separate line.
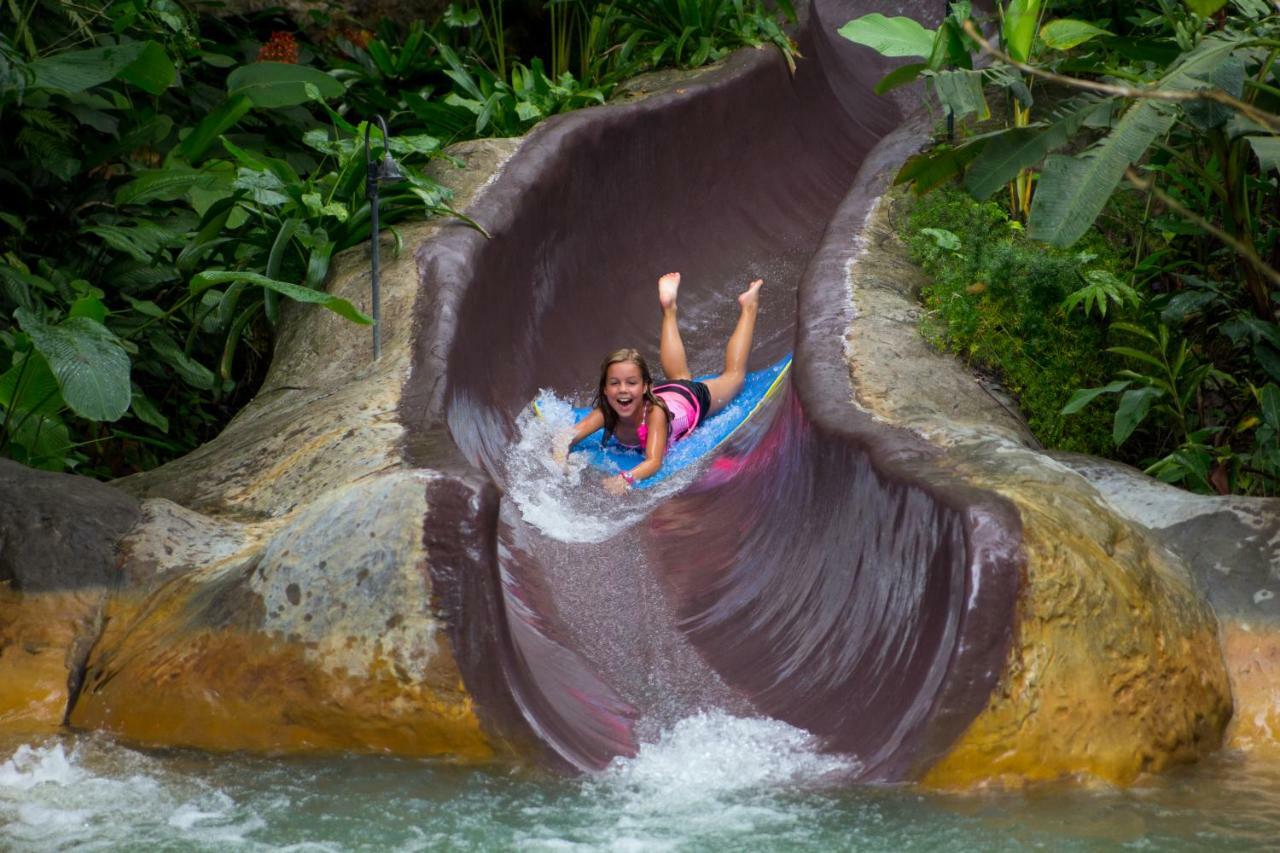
[658, 272, 681, 310]
[738, 278, 763, 310]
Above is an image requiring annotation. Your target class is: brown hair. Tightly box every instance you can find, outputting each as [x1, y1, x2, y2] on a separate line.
[593, 348, 670, 447]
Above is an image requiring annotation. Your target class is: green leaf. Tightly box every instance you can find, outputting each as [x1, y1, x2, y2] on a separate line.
[1029, 102, 1178, 246]
[927, 19, 972, 71]
[10, 412, 71, 472]
[1061, 380, 1130, 415]
[1184, 56, 1245, 130]
[875, 63, 926, 94]
[1040, 19, 1112, 51]
[1247, 137, 1280, 174]
[931, 69, 989, 121]
[29, 42, 168, 93]
[226, 62, 344, 108]
[115, 168, 227, 205]
[1261, 384, 1280, 431]
[190, 271, 371, 325]
[964, 127, 1045, 199]
[174, 94, 253, 162]
[1114, 386, 1163, 445]
[232, 168, 289, 206]
[69, 296, 108, 324]
[1108, 345, 1166, 370]
[149, 333, 215, 391]
[0, 351, 64, 416]
[837, 14, 936, 59]
[1255, 344, 1280, 383]
[1161, 289, 1221, 323]
[1030, 33, 1244, 246]
[920, 227, 961, 250]
[129, 386, 169, 432]
[1185, 0, 1229, 16]
[896, 142, 985, 193]
[117, 41, 175, 95]
[16, 309, 131, 422]
[1002, 0, 1041, 63]
[304, 233, 335, 290]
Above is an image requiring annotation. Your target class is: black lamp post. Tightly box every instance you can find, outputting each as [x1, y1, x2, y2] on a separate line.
[364, 115, 407, 361]
[944, 0, 955, 141]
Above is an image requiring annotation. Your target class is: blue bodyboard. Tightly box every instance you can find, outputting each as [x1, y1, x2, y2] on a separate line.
[543, 354, 791, 489]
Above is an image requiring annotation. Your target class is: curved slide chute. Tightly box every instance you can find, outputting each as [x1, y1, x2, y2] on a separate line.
[404, 0, 1023, 778]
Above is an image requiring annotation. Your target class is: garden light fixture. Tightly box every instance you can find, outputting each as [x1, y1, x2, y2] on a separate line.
[364, 114, 407, 361]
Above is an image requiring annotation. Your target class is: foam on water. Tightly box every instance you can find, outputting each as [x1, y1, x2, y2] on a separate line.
[514, 712, 860, 851]
[504, 393, 698, 543]
[4, 730, 1280, 850]
[0, 737, 269, 851]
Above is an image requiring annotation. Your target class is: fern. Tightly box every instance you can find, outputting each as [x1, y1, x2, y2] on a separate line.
[19, 107, 73, 138]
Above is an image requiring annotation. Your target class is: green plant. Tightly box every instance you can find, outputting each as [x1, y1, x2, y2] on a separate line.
[852, 0, 1280, 497]
[610, 0, 797, 71]
[1061, 265, 1142, 317]
[430, 37, 607, 136]
[905, 186, 1119, 454]
[1062, 321, 1233, 490]
[0, 2, 465, 476]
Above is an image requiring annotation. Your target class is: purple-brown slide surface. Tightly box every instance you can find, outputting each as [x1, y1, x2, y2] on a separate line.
[403, 0, 1022, 779]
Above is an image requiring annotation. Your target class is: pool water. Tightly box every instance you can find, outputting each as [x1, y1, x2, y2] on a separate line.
[3, 711, 1279, 851]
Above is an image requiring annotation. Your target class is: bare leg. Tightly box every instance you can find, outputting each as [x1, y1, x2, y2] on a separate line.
[658, 272, 691, 381]
[702, 278, 762, 414]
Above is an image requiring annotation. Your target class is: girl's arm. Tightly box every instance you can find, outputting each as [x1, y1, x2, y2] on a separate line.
[568, 409, 604, 447]
[606, 406, 668, 493]
[553, 409, 604, 464]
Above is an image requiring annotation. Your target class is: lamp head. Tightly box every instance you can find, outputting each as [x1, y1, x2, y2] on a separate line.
[375, 152, 407, 184]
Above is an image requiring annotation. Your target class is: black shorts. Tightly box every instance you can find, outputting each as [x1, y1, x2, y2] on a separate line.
[654, 379, 712, 427]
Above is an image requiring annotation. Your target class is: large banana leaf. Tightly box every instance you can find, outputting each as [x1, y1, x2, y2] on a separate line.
[1029, 33, 1247, 246]
[965, 96, 1108, 199]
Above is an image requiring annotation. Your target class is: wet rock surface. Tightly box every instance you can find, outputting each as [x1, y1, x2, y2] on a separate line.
[0, 460, 141, 732]
[70, 471, 496, 758]
[0, 140, 523, 756]
[844, 184, 1236, 785]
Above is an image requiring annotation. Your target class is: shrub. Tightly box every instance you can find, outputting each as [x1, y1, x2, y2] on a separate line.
[904, 185, 1120, 455]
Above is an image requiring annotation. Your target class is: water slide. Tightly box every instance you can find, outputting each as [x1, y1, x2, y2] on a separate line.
[402, 0, 1024, 778]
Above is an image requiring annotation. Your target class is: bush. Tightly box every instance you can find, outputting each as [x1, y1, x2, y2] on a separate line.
[904, 185, 1122, 455]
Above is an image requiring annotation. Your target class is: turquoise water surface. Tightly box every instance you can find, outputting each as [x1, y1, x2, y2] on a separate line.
[3, 711, 1279, 851]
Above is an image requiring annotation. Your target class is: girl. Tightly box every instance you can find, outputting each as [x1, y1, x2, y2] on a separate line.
[556, 271, 763, 494]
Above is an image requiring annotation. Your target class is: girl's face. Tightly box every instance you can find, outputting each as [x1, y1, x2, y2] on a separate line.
[604, 361, 647, 420]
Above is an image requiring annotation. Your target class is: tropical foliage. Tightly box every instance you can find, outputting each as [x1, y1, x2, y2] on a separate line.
[846, 0, 1280, 495]
[0, 0, 796, 479]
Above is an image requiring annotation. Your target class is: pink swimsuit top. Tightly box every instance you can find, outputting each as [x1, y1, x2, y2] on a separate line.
[615, 385, 702, 449]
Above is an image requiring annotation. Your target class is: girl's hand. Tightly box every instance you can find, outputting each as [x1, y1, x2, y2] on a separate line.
[603, 474, 630, 495]
[551, 429, 573, 467]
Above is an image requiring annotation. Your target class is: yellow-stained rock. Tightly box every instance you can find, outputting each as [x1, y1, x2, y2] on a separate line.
[921, 486, 1231, 787]
[849, 193, 1232, 787]
[70, 471, 493, 760]
[70, 593, 489, 758]
[0, 589, 102, 733]
[1222, 621, 1280, 757]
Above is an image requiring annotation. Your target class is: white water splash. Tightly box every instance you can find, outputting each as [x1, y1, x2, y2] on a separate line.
[0, 739, 267, 851]
[600, 712, 859, 800]
[0, 742, 83, 790]
[515, 712, 859, 851]
[503, 392, 697, 543]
